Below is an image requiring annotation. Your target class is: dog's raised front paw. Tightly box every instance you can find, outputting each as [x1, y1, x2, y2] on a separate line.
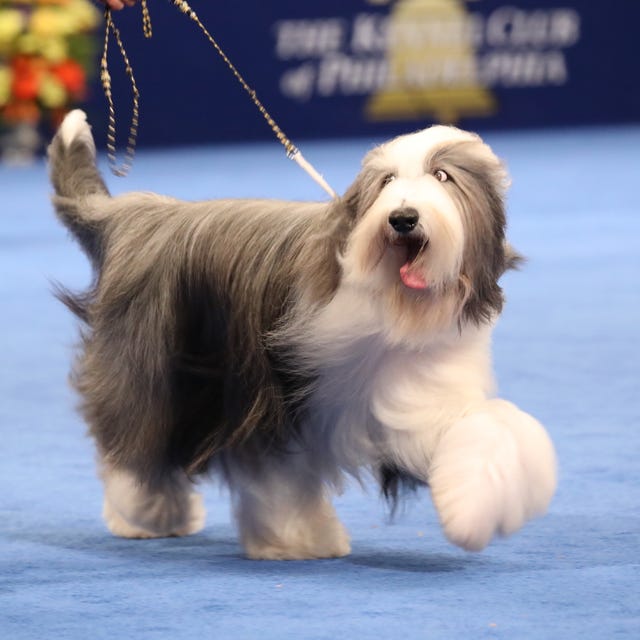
[429, 401, 556, 551]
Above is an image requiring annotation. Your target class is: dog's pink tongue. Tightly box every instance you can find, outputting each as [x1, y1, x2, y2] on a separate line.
[400, 263, 428, 290]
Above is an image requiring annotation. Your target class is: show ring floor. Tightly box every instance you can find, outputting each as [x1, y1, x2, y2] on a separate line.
[1, 125, 638, 639]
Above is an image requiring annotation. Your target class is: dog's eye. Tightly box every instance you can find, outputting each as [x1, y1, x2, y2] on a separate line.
[434, 169, 449, 183]
[381, 174, 396, 188]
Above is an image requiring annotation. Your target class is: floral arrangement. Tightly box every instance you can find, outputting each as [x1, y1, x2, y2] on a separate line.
[0, 0, 100, 158]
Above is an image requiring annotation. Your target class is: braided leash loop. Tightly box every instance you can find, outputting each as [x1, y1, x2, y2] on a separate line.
[141, 0, 153, 38]
[100, 1, 151, 177]
[100, 0, 336, 197]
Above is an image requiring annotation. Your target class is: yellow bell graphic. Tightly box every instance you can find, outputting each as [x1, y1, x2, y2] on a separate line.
[367, 0, 496, 123]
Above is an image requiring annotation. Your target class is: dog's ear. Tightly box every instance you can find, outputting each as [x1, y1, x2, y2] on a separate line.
[504, 241, 525, 272]
[342, 176, 362, 215]
[342, 170, 372, 218]
[435, 140, 516, 324]
[342, 149, 385, 218]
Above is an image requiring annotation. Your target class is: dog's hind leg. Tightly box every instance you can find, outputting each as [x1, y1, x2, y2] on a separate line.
[227, 451, 351, 560]
[101, 463, 206, 539]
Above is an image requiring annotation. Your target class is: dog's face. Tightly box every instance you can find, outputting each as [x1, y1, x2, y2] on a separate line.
[340, 125, 514, 339]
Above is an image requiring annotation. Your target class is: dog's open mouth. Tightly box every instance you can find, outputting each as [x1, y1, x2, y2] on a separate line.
[394, 235, 429, 290]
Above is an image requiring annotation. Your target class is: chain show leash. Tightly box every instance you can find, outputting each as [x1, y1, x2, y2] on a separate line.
[100, 0, 337, 198]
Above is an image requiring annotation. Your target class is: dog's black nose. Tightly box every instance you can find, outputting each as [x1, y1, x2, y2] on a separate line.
[388, 208, 419, 234]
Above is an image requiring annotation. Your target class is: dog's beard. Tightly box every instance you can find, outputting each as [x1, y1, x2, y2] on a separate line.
[336, 197, 468, 344]
[360, 230, 429, 290]
[347, 210, 463, 290]
[339, 242, 462, 346]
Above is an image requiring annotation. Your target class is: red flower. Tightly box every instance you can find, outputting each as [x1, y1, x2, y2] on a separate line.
[52, 60, 86, 97]
[10, 55, 45, 101]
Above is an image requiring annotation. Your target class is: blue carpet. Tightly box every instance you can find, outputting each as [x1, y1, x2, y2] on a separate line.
[1, 126, 639, 638]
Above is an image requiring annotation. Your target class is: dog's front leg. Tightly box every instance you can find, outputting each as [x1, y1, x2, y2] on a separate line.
[227, 451, 350, 560]
[428, 399, 557, 551]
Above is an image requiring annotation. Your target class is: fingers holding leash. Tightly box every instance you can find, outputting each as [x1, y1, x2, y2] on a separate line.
[99, 0, 138, 10]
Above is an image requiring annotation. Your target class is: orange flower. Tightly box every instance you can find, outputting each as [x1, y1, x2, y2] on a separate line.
[2, 99, 41, 124]
[51, 59, 85, 97]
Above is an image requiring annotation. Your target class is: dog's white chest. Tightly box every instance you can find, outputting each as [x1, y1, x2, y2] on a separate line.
[300, 289, 496, 469]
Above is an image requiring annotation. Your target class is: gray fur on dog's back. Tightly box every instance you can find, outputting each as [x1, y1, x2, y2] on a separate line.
[48, 123, 354, 483]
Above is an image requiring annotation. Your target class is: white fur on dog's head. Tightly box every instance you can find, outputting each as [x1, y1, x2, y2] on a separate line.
[339, 125, 515, 340]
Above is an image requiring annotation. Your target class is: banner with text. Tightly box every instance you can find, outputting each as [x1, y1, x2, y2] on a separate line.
[86, 0, 639, 146]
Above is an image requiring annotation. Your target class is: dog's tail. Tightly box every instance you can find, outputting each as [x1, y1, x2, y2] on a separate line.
[48, 109, 110, 264]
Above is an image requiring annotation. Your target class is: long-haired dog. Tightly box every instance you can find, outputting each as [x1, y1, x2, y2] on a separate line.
[49, 110, 556, 559]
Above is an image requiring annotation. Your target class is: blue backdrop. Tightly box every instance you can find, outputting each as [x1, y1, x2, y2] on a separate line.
[86, 0, 640, 148]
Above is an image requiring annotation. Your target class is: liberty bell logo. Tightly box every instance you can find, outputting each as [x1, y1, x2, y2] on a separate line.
[367, 0, 496, 123]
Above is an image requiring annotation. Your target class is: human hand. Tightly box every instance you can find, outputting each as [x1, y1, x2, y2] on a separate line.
[100, 0, 138, 10]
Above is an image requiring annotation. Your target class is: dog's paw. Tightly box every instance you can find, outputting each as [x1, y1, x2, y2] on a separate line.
[244, 520, 351, 560]
[488, 400, 557, 521]
[172, 492, 207, 537]
[102, 468, 206, 539]
[429, 402, 556, 551]
[103, 491, 206, 539]
[239, 497, 352, 560]
[103, 499, 161, 539]
[59, 109, 95, 154]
